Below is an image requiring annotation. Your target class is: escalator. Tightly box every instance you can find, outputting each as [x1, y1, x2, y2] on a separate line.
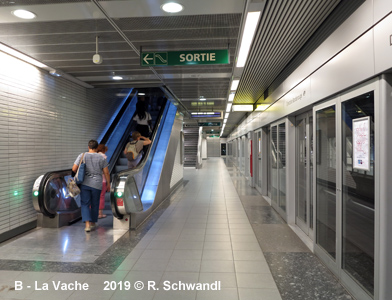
[33, 89, 184, 229]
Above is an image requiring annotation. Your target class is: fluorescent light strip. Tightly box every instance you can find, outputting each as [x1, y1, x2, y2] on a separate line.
[255, 104, 270, 111]
[232, 105, 253, 112]
[228, 93, 235, 102]
[236, 11, 261, 68]
[226, 103, 232, 113]
[0, 43, 49, 69]
[231, 79, 239, 91]
[225, 113, 229, 119]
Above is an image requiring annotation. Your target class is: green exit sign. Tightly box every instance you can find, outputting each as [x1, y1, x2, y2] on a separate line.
[141, 50, 229, 67]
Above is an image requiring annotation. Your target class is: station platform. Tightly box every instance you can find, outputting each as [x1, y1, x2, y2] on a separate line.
[0, 158, 353, 300]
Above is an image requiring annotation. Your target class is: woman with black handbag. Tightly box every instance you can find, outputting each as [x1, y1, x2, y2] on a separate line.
[72, 140, 110, 232]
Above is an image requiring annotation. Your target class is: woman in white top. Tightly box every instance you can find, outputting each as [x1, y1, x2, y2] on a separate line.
[133, 101, 152, 138]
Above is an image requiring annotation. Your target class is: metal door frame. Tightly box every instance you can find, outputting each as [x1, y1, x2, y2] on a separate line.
[270, 119, 287, 220]
[295, 111, 313, 238]
[313, 79, 378, 300]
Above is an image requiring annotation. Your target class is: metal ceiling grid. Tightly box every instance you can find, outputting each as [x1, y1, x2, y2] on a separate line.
[264, 0, 365, 102]
[234, 0, 341, 104]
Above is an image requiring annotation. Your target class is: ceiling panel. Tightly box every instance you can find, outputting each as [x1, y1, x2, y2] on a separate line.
[0, 0, 359, 137]
[234, 0, 341, 104]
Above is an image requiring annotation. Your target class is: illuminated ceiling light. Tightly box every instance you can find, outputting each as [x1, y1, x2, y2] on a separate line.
[191, 112, 198, 115]
[255, 104, 270, 111]
[225, 113, 229, 119]
[161, 2, 184, 13]
[0, 42, 48, 69]
[228, 93, 235, 102]
[49, 70, 62, 77]
[112, 75, 123, 80]
[226, 103, 232, 113]
[231, 80, 239, 91]
[138, 92, 146, 96]
[199, 96, 206, 101]
[12, 9, 36, 19]
[232, 105, 253, 112]
[223, 119, 227, 124]
[236, 11, 261, 67]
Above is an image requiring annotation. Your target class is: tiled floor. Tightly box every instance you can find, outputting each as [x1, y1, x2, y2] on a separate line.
[0, 158, 352, 300]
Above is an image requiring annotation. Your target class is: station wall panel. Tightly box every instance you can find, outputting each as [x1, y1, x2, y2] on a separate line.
[0, 52, 123, 236]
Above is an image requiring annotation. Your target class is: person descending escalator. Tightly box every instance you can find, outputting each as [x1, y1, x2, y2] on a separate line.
[124, 131, 151, 169]
[133, 100, 152, 138]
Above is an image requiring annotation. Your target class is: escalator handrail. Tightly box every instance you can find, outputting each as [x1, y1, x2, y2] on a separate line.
[106, 93, 139, 174]
[99, 88, 135, 145]
[36, 169, 73, 218]
[110, 98, 169, 218]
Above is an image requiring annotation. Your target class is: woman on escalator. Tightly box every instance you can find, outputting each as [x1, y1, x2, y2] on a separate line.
[133, 100, 152, 138]
[72, 140, 110, 232]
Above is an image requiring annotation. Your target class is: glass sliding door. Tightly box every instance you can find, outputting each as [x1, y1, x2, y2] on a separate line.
[341, 92, 375, 296]
[278, 123, 286, 212]
[267, 127, 271, 199]
[256, 131, 262, 191]
[314, 83, 377, 300]
[270, 121, 286, 215]
[296, 112, 313, 235]
[271, 126, 278, 205]
[315, 104, 337, 260]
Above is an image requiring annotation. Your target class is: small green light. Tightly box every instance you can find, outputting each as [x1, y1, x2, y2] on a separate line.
[13, 191, 18, 196]
[116, 191, 123, 198]
[33, 191, 39, 197]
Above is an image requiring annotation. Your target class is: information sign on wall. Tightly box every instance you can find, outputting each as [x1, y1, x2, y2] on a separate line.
[352, 116, 370, 171]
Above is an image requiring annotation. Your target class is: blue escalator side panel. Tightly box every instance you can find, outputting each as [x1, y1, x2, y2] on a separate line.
[141, 102, 177, 206]
[97, 89, 133, 143]
[105, 93, 138, 162]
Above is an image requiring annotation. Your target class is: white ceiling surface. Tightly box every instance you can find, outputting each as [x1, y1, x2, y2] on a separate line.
[0, 0, 346, 136]
[0, 0, 244, 22]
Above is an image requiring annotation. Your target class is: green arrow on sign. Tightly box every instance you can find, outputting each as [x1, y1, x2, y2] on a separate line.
[142, 53, 154, 65]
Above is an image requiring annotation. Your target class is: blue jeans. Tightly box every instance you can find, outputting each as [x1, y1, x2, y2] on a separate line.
[80, 185, 101, 223]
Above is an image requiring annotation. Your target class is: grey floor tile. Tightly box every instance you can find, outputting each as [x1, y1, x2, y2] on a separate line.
[132, 259, 169, 272]
[196, 288, 239, 300]
[236, 273, 277, 289]
[200, 260, 235, 273]
[171, 250, 203, 260]
[160, 271, 199, 285]
[140, 249, 173, 261]
[238, 288, 282, 300]
[233, 250, 267, 261]
[234, 260, 271, 273]
[165, 259, 201, 272]
[111, 289, 156, 300]
[66, 283, 114, 299]
[202, 250, 234, 261]
[203, 241, 232, 250]
[153, 289, 197, 300]
[199, 272, 237, 288]
[252, 224, 310, 253]
[264, 252, 353, 300]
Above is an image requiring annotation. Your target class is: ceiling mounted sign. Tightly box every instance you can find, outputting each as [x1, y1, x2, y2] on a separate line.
[141, 49, 229, 66]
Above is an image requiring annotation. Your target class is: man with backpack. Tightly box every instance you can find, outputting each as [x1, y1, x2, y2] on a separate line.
[124, 131, 151, 169]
